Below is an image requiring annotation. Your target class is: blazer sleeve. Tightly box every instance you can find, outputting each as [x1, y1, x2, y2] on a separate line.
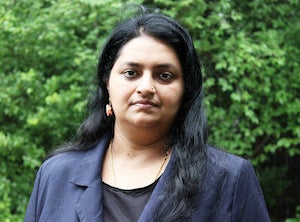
[231, 160, 270, 222]
[24, 166, 43, 222]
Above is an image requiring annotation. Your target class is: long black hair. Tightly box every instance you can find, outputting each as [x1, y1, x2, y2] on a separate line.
[52, 11, 207, 221]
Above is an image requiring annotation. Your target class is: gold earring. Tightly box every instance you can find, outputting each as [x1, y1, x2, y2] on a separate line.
[106, 103, 113, 117]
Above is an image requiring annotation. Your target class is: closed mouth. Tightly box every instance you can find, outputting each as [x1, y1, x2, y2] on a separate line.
[132, 100, 159, 107]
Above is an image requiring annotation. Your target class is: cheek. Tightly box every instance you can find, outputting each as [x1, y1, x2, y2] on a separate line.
[110, 89, 126, 104]
[163, 87, 183, 109]
[109, 82, 132, 107]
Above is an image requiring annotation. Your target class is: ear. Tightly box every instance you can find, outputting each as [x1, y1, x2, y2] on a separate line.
[106, 79, 109, 91]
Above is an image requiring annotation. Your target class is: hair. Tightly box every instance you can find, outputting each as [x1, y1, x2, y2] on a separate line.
[51, 10, 207, 221]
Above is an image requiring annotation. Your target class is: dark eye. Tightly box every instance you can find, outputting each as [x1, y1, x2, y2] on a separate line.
[159, 72, 173, 82]
[123, 70, 137, 78]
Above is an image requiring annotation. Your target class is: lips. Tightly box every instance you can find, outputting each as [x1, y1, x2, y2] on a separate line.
[132, 100, 159, 108]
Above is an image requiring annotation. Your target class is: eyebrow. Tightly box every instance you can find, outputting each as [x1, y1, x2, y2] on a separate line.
[123, 62, 181, 72]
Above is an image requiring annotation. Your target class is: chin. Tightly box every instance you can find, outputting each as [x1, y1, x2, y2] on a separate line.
[131, 119, 160, 129]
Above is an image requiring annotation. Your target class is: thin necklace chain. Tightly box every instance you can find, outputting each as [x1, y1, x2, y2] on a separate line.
[109, 141, 170, 187]
[109, 141, 117, 186]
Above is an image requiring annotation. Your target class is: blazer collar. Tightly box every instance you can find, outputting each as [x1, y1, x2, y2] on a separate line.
[70, 132, 175, 222]
[72, 133, 110, 222]
[138, 150, 175, 222]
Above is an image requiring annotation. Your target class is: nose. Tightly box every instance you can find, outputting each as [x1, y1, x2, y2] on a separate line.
[136, 72, 155, 95]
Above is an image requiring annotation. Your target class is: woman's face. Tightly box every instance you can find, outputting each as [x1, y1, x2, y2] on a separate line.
[107, 35, 184, 132]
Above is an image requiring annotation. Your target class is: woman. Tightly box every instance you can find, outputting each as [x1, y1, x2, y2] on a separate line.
[25, 11, 270, 222]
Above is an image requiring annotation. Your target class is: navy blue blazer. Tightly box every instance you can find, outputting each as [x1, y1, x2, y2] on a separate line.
[25, 134, 270, 221]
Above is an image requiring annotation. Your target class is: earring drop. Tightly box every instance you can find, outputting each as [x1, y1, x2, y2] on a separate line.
[106, 104, 113, 116]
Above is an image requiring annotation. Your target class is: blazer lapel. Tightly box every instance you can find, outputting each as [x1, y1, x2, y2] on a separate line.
[71, 134, 110, 222]
[138, 152, 175, 222]
[69, 132, 173, 222]
[75, 180, 103, 222]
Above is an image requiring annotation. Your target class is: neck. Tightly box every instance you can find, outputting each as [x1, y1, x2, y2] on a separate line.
[113, 120, 171, 147]
[113, 122, 168, 156]
[109, 140, 170, 188]
[101, 125, 171, 189]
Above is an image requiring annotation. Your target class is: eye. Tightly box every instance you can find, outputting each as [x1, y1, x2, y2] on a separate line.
[158, 72, 174, 82]
[123, 70, 137, 78]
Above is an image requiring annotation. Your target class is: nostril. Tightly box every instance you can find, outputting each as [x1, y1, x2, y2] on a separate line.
[136, 85, 155, 96]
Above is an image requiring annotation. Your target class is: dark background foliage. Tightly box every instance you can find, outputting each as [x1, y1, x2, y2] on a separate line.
[0, 0, 299, 221]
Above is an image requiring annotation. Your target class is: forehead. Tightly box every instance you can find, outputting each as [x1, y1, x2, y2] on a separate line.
[115, 35, 182, 68]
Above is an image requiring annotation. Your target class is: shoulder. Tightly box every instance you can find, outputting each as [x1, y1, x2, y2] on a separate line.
[207, 146, 253, 177]
[25, 139, 109, 222]
[192, 146, 270, 221]
[35, 150, 87, 188]
[39, 134, 110, 180]
[202, 146, 259, 197]
[40, 150, 83, 175]
[38, 136, 109, 188]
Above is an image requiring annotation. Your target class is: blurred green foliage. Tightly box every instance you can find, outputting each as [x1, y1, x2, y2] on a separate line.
[0, 0, 299, 221]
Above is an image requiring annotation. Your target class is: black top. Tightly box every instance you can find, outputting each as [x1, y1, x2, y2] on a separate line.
[102, 180, 158, 222]
[25, 133, 270, 222]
